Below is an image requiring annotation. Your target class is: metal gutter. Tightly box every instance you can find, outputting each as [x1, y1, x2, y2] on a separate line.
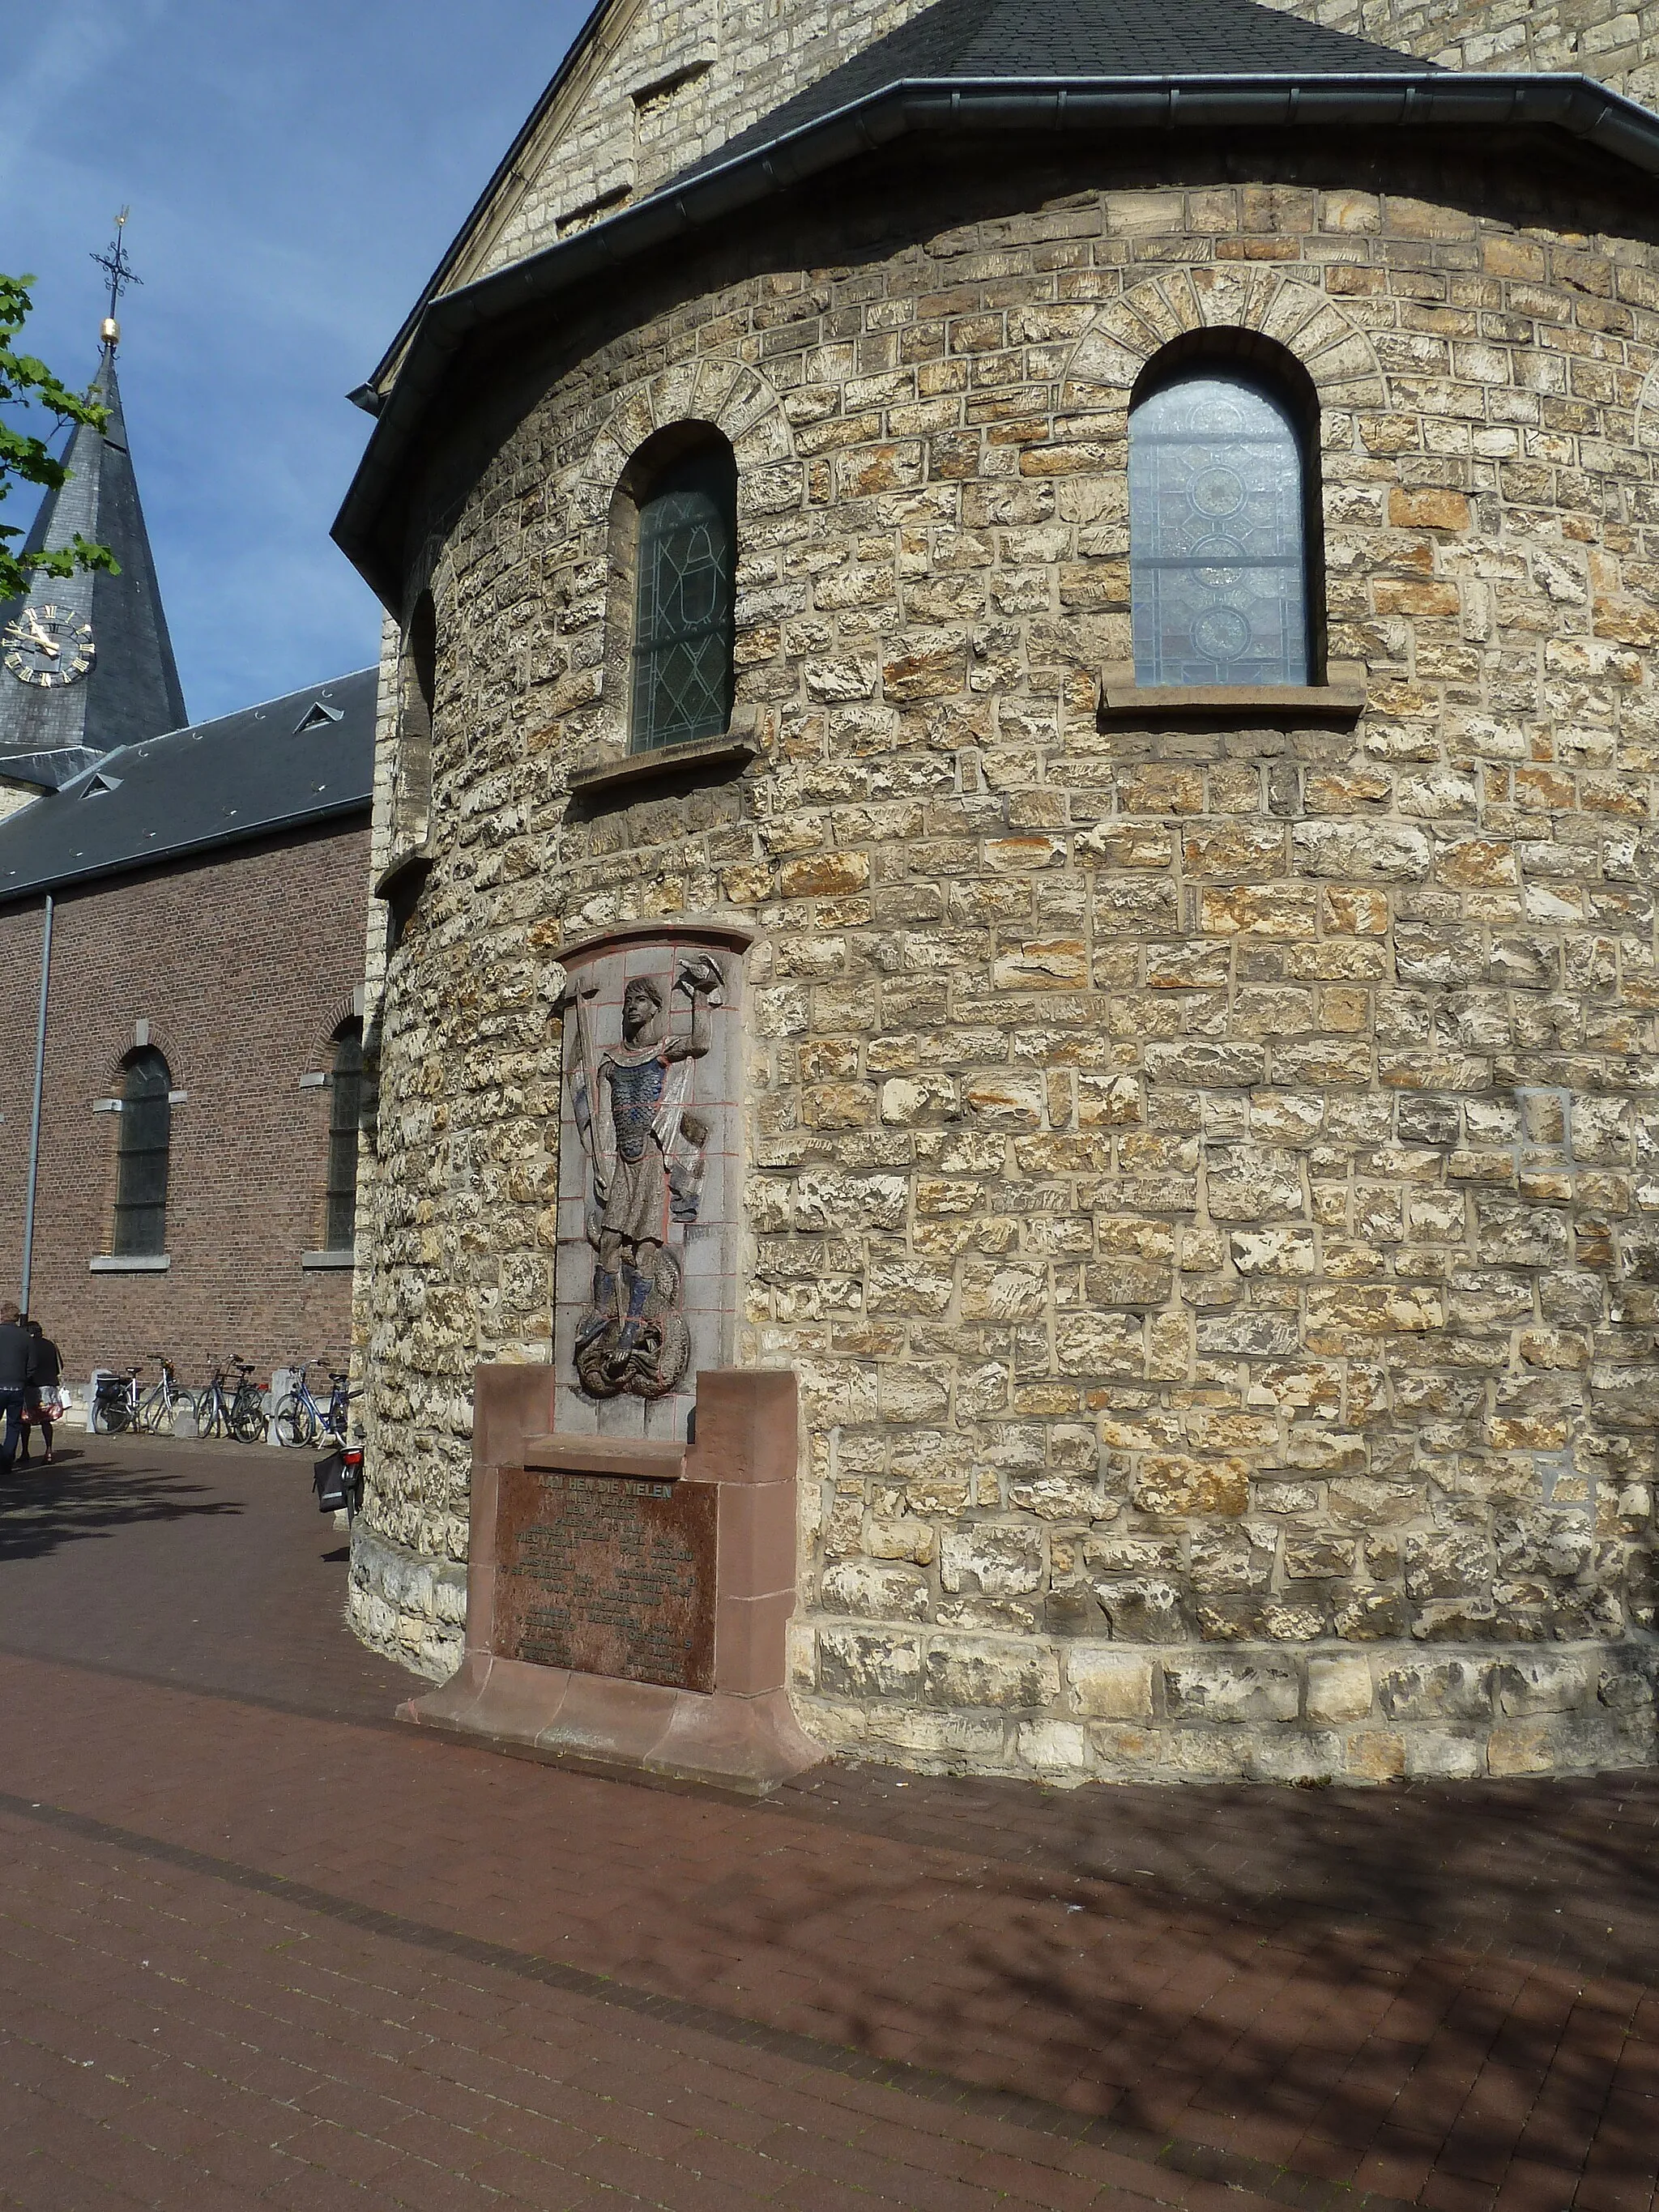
[0, 796, 373, 914]
[333, 68, 1659, 604]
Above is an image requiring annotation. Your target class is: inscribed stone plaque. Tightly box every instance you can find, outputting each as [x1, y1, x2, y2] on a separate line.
[493, 1465, 716, 1692]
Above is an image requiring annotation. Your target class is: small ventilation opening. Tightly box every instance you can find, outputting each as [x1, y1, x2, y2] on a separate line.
[80, 772, 123, 797]
[294, 699, 344, 733]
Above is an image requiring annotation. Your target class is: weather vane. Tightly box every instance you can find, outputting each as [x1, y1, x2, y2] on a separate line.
[91, 208, 141, 347]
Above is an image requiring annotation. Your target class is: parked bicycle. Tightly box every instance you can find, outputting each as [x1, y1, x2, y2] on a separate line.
[194, 1357, 267, 1444]
[137, 1354, 197, 1438]
[273, 1363, 356, 1450]
[90, 1364, 144, 1434]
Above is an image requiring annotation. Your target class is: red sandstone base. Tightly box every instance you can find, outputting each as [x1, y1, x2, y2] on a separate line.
[399, 1365, 823, 1797]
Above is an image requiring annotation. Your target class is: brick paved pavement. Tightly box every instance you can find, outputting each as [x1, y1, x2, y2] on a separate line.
[0, 1438, 1657, 2211]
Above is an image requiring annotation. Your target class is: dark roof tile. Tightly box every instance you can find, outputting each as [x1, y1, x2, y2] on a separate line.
[0, 666, 376, 906]
[680, 0, 1428, 178]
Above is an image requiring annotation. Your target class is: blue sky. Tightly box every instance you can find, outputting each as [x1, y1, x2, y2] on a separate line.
[2, 0, 589, 722]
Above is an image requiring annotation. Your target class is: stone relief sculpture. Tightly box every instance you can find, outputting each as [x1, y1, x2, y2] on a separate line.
[561, 953, 726, 1399]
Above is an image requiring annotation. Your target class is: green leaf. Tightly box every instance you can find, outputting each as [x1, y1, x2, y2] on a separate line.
[0, 271, 118, 603]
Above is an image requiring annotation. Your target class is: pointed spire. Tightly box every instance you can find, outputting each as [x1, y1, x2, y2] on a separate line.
[0, 237, 186, 782]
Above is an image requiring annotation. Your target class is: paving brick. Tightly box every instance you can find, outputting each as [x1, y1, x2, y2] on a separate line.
[4, 1438, 1659, 2212]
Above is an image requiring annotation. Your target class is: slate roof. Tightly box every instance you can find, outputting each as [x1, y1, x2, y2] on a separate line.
[678, 0, 1430, 179]
[337, 0, 1659, 601]
[0, 348, 188, 768]
[0, 665, 377, 907]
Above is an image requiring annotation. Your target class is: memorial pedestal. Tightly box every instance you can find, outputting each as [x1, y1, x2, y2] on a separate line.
[399, 1364, 822, 1796]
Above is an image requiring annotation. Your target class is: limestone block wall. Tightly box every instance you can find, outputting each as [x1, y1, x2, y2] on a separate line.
[350, 144, 1659, 1775]
[424, 0, 926, 305]
[426, 0, 1658, 327]
[1258, 0, 1659, 105]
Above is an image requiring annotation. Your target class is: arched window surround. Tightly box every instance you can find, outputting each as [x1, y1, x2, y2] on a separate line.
[1127, 330, 1328, 691]
[113, 1046, 172, 1258]
[324, 1017, 365, 1254]
[392, 591, 436, 841]
[603, 421, 738, 757]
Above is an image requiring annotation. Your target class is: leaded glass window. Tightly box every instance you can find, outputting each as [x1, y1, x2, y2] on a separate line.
[1129, 371, 1310, 687]
[113, 1048, 170, 1256]
[326, 1022, 364, 1251]
[630, 445, 736, 752]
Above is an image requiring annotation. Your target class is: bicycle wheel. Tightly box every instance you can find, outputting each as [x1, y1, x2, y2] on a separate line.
[160, 1388, 198, 1437]
[273, 1394, 317, 1449]
[232, 1395, 267, 1444]
[194, 1393, 222, 1439]
[138, 1384, 169, 1434]
[92, 1395, 129, 1434]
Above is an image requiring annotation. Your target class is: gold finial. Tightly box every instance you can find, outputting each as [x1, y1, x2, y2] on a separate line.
[91, 208, 141, 348]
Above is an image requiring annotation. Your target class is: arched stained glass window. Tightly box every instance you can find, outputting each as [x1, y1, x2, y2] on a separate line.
[326, 1021, 365, 1252]
[630, 443, 736, 752]
[1129, 371, 1310, 688]
[114, 1048, 171, 1256]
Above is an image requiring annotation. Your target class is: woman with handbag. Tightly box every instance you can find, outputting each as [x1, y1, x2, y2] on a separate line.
[19, 1319, 62, 1465]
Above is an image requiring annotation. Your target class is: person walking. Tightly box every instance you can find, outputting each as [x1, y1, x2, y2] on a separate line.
[19, 1319, 62, 1464]
[0, 1302, 36, 1476]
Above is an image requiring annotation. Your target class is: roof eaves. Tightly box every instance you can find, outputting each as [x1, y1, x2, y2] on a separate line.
[0, 795, 373, 912]
[334, 68, 1659, 603]
[362, 0, 627, 398]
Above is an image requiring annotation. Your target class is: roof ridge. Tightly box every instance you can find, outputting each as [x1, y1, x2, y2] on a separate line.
[131, 664, 381, 749]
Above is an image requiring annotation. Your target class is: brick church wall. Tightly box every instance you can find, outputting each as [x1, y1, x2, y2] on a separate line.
[0, 820, 371, 1393]
[351, 135, 1659, 1777]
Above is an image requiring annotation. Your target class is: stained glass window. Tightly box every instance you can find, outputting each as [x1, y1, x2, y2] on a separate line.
[113, 1049, 170, 1256]
[326, 1021, 364, 1251]
[630, 445, 736, 752]
[1129, 371, 1310, 688]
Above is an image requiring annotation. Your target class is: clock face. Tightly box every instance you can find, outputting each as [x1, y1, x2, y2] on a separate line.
[2, 603, 96, 688]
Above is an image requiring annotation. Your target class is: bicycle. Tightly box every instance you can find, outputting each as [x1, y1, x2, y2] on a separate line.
[90, 1364, 143, 1434]
[277, 1363, 356, 1449]
[194, 1357, 267, 1444]
[137, 1354, 197, 1438]
[274, 1364, 356, 1449]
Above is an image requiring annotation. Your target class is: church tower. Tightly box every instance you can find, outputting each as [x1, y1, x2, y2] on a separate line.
[0, 276, 186, 792]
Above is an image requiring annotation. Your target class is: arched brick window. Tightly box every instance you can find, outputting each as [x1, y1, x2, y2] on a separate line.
[629, 437, 736, 752]
[325, 1020, 365, 1252]
[1129, 362, 1313, 687]
[113, 1048, 171, 1256]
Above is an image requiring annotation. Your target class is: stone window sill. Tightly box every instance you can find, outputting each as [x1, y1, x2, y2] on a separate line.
[1099, 661, 1367, 719]
[302, 1249, 356, 1270]
[90, 1254, 170, 1273]
[569, 718, 762, 798]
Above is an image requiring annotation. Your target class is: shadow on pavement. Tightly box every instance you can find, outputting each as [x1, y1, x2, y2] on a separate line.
[779, 1756, 1659, 1980]
[0, 1434, 412, 1726]
[0, 1453, 243, 1562]
[714, 1762, 1659, 2201]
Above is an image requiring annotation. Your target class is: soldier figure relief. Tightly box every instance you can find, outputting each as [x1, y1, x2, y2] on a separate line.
[561, 953, 725, 1399]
